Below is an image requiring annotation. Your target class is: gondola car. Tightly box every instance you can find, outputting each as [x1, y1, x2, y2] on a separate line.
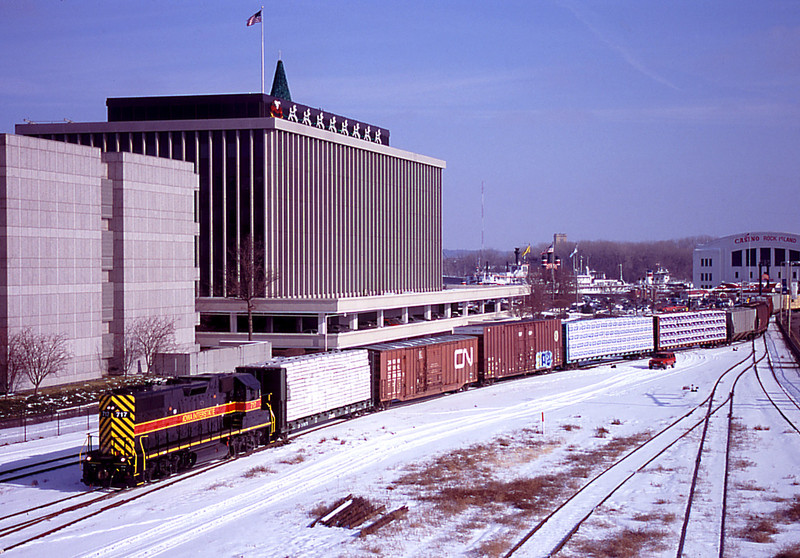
[82, 372, 274, 486]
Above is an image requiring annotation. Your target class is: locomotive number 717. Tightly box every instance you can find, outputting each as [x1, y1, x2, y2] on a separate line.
[101, 410, 130, 418]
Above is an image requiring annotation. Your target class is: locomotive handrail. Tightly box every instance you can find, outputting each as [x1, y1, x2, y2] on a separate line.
[138, 435, 148, 481]
[79, 433, 92, 464]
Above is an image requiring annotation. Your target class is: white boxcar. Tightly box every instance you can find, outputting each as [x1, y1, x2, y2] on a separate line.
[564, 316, 654, 364]
[239, 350, 372, 433]
[655, 310, 727, 350]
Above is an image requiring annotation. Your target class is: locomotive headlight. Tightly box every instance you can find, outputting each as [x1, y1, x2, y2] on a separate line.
[85, 456, 92, 461]
[120, 457, 127, 463]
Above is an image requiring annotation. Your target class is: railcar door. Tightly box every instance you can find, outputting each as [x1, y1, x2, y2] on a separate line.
[426, 344, 443, 391]
[413, 348, 426, 398]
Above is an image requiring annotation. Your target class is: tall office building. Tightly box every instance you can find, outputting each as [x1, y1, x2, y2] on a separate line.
[17, 65, 524, 353]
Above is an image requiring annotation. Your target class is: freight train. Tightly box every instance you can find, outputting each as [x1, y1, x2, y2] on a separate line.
[82, 303, 769, 486]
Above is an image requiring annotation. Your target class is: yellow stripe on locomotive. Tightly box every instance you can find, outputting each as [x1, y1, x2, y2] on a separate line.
[99, 394, 136, 458]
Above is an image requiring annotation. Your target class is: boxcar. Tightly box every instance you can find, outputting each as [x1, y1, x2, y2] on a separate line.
[366, 335, 479, 406]
[726, 307, 757, 342]
[563, 316, 655, 365]
[749, 301, 771, 336]
[239, 350, 372, 435]
[454, 318, 562, 383]
[655, 310, 727, 350]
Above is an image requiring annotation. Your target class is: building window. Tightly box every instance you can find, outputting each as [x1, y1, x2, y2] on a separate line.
[775, 248, 786, 266]
[732, 250, 742, 267]
[791, 250, 800, 263]
[760, 247, 771, 265]
[735, 271, 739, 279]
[746, 248, 757, 267]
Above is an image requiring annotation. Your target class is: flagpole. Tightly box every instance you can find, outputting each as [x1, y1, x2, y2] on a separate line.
[260, 5, 265, 94]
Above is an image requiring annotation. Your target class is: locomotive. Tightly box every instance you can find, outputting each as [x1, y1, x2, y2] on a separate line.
[83, 303, 770, 486]
[82, 372, 274, 486]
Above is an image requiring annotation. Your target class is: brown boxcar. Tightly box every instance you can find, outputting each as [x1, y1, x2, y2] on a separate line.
[454, 319, 562, 383]
[366, 335, 479, 405]
[748, 301, 771, 336]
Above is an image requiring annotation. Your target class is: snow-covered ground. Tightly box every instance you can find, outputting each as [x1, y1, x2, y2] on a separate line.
[1, 324, 799, 557]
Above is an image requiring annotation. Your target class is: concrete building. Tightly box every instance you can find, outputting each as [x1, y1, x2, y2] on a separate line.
[693, 231, 800, 290]
[0, 134, 198, 390]
[18, 80, 524, 353]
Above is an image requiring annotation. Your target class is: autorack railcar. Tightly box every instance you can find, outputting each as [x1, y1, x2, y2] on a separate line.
[240, 350, 372, 436]
[563, 316, 655, 366]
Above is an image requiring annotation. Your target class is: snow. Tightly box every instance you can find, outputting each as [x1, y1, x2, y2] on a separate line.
[1, 324, 799, 557]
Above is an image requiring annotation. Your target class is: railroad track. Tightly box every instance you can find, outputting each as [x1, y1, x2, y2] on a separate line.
[674, 342, 757, 557]
[0, 404, 347, 553]
[503, 344, 760, 558]
[0, 454, 245, 553]
[761, 330, 800, 431]
[0, 451, 82, 483]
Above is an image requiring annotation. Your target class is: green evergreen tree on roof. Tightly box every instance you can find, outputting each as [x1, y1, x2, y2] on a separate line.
[270, 60, 292, 101]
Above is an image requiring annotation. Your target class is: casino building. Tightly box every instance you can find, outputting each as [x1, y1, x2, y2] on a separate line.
[15, 62, 523, 360]
[693, 231, 800, 290]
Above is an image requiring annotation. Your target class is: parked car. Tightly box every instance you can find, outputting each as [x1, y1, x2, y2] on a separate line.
[649, 351, 676, 369]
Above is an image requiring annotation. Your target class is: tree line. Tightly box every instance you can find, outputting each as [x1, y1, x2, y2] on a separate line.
[444, 236, 713, 283]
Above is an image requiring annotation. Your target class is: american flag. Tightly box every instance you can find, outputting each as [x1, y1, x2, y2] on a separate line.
[247, 10, 262, 26]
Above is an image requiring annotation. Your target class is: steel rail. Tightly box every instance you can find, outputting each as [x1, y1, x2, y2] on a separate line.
[504, 348, 755, 558]
[675, 342, 764, 558]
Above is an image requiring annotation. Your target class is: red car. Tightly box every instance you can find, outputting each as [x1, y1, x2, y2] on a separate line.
[649, 351, 676, 369]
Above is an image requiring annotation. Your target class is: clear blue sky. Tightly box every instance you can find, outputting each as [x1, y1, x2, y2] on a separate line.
[2, 1, 799, 250]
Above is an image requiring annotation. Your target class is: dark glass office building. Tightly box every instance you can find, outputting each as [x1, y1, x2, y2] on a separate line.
[17, 93, 445, 301]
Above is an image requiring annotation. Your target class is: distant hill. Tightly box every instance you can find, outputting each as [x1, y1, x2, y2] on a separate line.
[443, 236, 715, 282]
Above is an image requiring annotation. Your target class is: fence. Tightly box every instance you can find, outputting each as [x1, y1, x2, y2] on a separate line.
[0, 403, 98, 445]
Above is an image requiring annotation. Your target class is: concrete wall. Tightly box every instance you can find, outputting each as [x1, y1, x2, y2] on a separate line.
[153, 341, 271, 376]
[105, 151, 198, 357]
[0, 134, 104, 388]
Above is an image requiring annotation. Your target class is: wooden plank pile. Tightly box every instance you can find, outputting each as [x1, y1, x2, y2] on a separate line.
[311, 494, 408, 536]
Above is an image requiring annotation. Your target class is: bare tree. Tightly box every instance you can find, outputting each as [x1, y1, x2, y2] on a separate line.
[0, 331, 25, 396]
[514, 264, 577, 319]
[126, 316, 176, 374]
[116, 326, 144, 376]
[14, 329, 72, 396]
[522, 270, 550, 318]
[227, 235, 277, 340]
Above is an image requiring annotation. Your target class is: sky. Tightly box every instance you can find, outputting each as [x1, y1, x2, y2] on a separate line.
[1, 1, 799, 250]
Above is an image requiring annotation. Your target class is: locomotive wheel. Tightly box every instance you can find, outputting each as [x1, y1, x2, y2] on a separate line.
[157, 457, 171, 477]
[229, 438, 240, 458]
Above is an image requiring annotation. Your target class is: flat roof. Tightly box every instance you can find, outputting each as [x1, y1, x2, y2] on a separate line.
[105, 92, 389, 144]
